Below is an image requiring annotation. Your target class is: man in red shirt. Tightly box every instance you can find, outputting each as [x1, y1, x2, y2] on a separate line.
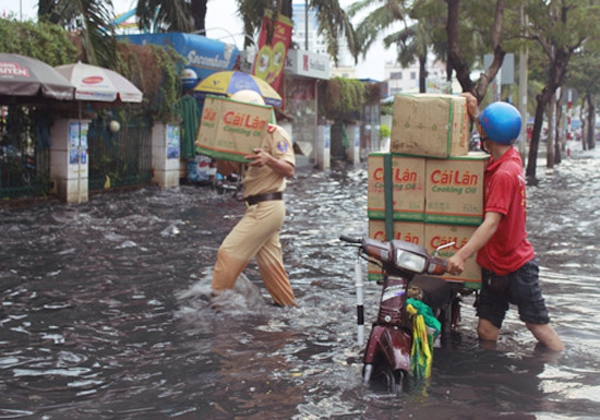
[447, 93, 564, 351]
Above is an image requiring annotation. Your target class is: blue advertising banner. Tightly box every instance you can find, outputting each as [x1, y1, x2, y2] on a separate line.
[120, 33, 239, 87]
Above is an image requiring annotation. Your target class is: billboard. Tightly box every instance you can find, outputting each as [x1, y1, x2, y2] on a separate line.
[121, 33, 239, 85]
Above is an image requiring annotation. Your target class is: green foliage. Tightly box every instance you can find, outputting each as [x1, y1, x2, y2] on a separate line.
[0, 19, 77, 65]
[135, 0, 194, 33]
[320, 77, 367, 120]
[380, 101, 394, 116]
[0, 18, 183, 123]
[37, 0, 118, 67]
[115, 42, 185, 123]
[568, 45, 600, 99]
[380, 124, 391, 138]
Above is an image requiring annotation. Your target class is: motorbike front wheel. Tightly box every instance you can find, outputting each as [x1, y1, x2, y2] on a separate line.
[363, 363, 407, 394]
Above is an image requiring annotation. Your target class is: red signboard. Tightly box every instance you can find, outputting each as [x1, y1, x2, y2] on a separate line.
[252, 12, 293, 95]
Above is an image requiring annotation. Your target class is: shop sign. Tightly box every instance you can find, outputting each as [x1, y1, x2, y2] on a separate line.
[284, 49, 330, 80]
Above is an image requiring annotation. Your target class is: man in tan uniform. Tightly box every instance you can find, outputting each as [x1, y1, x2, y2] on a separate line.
[211, 89, 297, 307]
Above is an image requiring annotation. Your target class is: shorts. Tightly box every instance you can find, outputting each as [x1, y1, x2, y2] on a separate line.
[477, 259, 550, 329]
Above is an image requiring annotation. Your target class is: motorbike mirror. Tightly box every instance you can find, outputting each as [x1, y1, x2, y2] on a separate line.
[433, 241, 455, 257]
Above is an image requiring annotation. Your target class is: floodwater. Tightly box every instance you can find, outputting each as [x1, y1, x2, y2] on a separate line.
[1, 142, 599, 420]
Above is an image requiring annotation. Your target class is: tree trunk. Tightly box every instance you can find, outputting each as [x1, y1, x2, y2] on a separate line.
[547, 94, 555, 169]
[190, 0, 207, 33]
[526, 89, 553, 184]
[419, 54, 427, 93]
[446, 0, 474, 95]
[584, 95, 591, 151]
[37, 0, 58, 23]
[588, 96, 596, 150]
[446, 0, 505, 102]
[526, 36, 572, 182]
[281, 0, 293, 18]
[554, 98, 562, 165]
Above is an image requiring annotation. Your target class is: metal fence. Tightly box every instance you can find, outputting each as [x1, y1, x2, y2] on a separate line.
[88, 116, 153, 192]
[0, 104, 154, 200]
[0, 146, 51, 199]
[0, 105, 52, 200]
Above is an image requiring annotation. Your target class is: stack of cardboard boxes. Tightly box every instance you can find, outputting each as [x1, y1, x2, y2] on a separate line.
[368, 94, 489, 289]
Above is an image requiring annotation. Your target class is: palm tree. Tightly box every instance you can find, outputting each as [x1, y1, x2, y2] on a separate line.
[235, 0, 358, 63]
[38, 0, 356, 65]
[348, 0, 406, 60]
[383, 23, 429, 93]
[348, 0, 450, 93]
[37, 0, 356, 69]
[135, 0, 202, 33]
[38, 0, 118, 67]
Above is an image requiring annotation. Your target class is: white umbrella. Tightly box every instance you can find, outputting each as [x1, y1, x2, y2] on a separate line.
[54, 62, 143, 203]
[54, 62, 142, 103]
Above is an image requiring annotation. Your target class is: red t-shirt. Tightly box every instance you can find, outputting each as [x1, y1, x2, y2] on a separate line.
[476, 147, 535, 275]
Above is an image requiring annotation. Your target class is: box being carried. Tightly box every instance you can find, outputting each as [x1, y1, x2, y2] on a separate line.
[195, 95, 272, 163]
[390, 93, 470, 158]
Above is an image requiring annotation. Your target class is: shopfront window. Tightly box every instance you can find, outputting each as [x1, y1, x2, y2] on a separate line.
[284, 76, 316, 163]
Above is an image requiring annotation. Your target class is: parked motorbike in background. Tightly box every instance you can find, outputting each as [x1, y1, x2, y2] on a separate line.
[340, 235, 460, 393]
[186, 155, 240, 195]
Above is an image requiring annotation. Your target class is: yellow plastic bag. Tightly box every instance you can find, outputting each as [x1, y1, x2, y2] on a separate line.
[406, 298, 440, 379]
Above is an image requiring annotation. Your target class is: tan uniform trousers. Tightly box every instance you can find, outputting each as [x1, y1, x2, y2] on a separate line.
[211, 199, 296, 306]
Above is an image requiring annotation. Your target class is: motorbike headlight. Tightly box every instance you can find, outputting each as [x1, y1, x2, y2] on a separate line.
[394, 250, 427, 273]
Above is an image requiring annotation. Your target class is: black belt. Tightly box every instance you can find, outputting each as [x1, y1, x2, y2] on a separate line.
[245, 192, 283, 206]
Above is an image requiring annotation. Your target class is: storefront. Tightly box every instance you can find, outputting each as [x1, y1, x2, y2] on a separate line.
[282, 49, 330, 168]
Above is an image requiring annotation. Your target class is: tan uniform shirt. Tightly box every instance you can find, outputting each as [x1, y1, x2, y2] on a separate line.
[242, 124, 295, 198]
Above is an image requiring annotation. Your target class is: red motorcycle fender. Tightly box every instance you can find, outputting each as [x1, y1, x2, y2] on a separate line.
[363, 325, 411, 372]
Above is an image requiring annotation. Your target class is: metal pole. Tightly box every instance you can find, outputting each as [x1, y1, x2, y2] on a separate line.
[517, 2, 529, 165]
[495, 68, 502, 102]
[567, 89, 572, 142]
[355, 256, 364, 346]
[314, 80, 318, 167]
[78, 106, 82, 204]
[305, 0, 309, 50]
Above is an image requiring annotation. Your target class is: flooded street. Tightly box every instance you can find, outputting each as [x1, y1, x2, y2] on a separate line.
[1, 142, 599, 419]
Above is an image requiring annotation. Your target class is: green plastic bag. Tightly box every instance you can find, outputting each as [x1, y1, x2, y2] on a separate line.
[406, 298, 441, 379]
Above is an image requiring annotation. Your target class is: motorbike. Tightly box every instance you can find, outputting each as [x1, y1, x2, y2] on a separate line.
[339, 235, 461, 393]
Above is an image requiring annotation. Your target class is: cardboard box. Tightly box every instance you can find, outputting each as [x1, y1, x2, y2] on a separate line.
[425, 152, 489, 225]
[367, 152, 425, 221]
[368, 219, 425, 281]
[195, 95, 272, 162]
[390, 93, 469, 158]
[368, 219, 425, 245]
[424, 224, 481, 288]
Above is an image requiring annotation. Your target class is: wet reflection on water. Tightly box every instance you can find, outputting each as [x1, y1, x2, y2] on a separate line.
[1, 143, 599, 419]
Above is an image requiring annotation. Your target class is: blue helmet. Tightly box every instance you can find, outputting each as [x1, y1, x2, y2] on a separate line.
[479, 102, 522, 145]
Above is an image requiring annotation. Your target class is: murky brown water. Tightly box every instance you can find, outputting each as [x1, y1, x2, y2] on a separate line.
[1, 141, 599, 419]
